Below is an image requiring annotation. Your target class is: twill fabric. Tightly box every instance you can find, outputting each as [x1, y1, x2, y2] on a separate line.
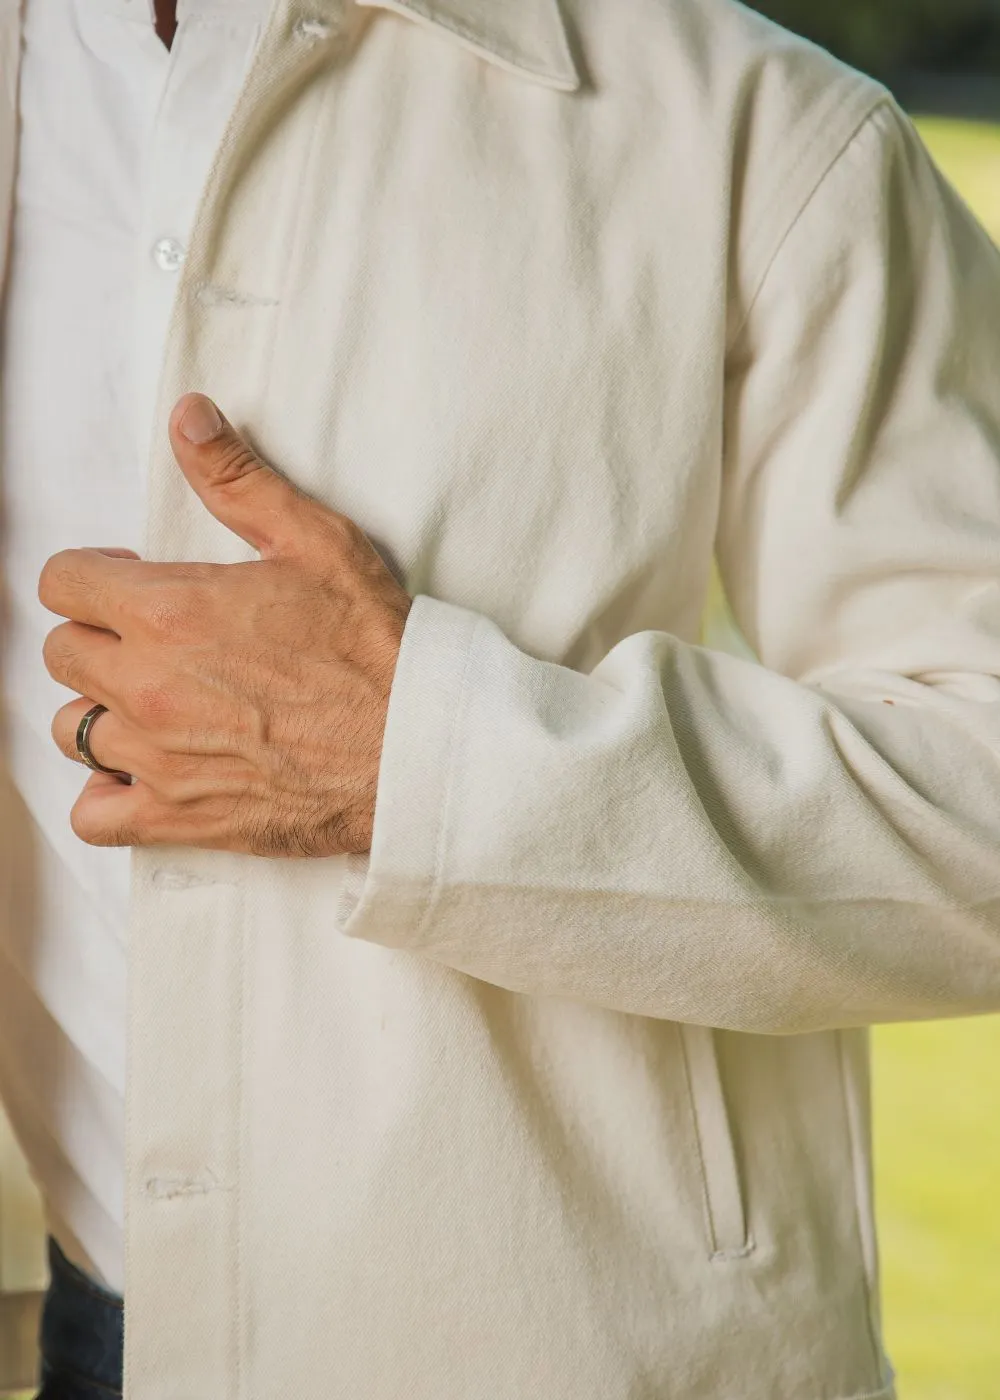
[1, 0, 999, 1396]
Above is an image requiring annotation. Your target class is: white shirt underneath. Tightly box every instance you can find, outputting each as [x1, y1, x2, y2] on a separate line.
[0, 0, 269, 1294]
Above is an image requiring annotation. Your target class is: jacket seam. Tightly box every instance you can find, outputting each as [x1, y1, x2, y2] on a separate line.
[728, 95, 893, 352]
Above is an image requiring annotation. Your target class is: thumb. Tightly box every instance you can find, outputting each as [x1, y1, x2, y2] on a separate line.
[169, 393, 316, 559]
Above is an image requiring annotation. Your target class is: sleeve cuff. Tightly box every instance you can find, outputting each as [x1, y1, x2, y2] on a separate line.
[334, 591, 480, 947]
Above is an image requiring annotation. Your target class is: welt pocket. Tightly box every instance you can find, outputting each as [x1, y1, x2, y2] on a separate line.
[677, 1023, 754, 1261]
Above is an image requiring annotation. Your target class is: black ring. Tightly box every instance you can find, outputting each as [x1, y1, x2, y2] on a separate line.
[75, 704, 133, 784]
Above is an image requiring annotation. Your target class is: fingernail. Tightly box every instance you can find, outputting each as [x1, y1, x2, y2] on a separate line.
[179, 396, 223, 444]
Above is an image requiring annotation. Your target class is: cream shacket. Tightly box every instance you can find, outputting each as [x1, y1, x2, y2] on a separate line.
[1, 0, 999, 1396]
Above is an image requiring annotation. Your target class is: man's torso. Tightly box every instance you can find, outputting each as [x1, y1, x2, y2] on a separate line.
[0, 2, 895, 1396]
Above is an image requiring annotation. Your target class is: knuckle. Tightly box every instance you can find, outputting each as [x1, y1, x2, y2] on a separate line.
[50, 710, 73, 757]
[71, 791, 147, 848]
[136, 583, 203, 638]
[207, 440, 262, 489]
[68, 804, 89, 841]
[154, 747, 199, 788]
[37, 550, 74, 604]
[42, 625, 75, 685]
[145, 597, 188, 638]
[322, 511, 363, 556]
[126, 675, 175, 724]
[369, 604, 408, 658]
[69, 799, 105, 845]
[40, 628, 59, 674]
[40, 552, 94, 605]
[306, 807, 357, 858]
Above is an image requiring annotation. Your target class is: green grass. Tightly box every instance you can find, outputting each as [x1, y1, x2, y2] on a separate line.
[874, 1018, 1000, 1400]
[915, 116, 1000, 244]
[871, 117, 1000, 1400]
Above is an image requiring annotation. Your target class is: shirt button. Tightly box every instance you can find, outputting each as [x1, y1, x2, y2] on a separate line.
[152, 237, 186, 272]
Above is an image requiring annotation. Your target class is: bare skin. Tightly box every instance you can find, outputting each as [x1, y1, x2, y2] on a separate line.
[39, 395, 413, 858]
[39, 12, 413, 857]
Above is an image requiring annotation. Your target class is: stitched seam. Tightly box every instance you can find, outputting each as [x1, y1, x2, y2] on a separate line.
[423, 13, 559, 81]
[739, 76, 880, 275]
[381, 0, 572, 85]
[728, 96, 893, 351]
[409, 615, 481, 947]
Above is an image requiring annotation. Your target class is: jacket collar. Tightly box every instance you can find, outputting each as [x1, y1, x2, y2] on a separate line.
[354, 0, 581, 91]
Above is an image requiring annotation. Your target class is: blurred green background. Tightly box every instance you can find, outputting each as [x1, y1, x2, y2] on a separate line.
[745, 0, 1000, 80]
[866, 111, 1000, 1391]
[745, 6, 1000, 1399]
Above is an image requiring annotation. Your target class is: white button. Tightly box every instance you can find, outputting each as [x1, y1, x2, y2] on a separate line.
[153, 237, 186, 272]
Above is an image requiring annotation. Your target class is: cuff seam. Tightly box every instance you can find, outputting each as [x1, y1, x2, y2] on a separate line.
[395, 607, 482, 950]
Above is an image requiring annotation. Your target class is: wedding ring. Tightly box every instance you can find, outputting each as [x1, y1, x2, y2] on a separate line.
[75, 703, 133, 783]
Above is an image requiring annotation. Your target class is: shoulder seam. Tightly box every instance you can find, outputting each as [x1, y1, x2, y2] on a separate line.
[728, 93, 895, 353]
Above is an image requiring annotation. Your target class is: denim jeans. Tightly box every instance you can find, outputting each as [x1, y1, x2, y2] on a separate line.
[34, 1235, 124, 1399]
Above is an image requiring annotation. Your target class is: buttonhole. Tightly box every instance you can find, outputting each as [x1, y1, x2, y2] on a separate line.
[294, 17, 333, 40]
[145, 1172, 232, 1199]
[152, 868, 220, 891]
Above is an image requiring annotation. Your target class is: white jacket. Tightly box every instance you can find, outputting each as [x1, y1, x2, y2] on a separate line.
[2, 0, 1000, 1395]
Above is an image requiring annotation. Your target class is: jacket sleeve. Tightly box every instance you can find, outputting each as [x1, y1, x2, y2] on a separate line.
[335, 97, 1000, 1035]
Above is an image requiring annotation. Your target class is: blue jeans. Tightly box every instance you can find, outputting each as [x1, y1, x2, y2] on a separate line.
[34, 1235, 124, 1399]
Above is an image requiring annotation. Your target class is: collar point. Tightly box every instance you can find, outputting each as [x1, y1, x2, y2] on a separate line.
[358, 0, 582, 94]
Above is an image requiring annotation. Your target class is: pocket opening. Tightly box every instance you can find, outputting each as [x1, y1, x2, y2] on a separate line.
[678, 1023, 754, 1261]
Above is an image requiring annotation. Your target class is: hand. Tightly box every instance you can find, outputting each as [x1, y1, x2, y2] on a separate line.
[39, 394, 413, 857]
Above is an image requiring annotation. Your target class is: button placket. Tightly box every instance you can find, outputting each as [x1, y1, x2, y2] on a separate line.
[125, 4, 355, 1394]
[132, 2, 273, 477]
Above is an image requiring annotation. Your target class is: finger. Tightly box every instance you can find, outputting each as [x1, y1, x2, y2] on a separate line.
[69, 771, 227, 849]
[168, 393, 349, 561]
[51, 695, 133, 774]
[38, 548, 146, 631]
[69, 773, 164, 847]
[42, 622, 123, 706]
